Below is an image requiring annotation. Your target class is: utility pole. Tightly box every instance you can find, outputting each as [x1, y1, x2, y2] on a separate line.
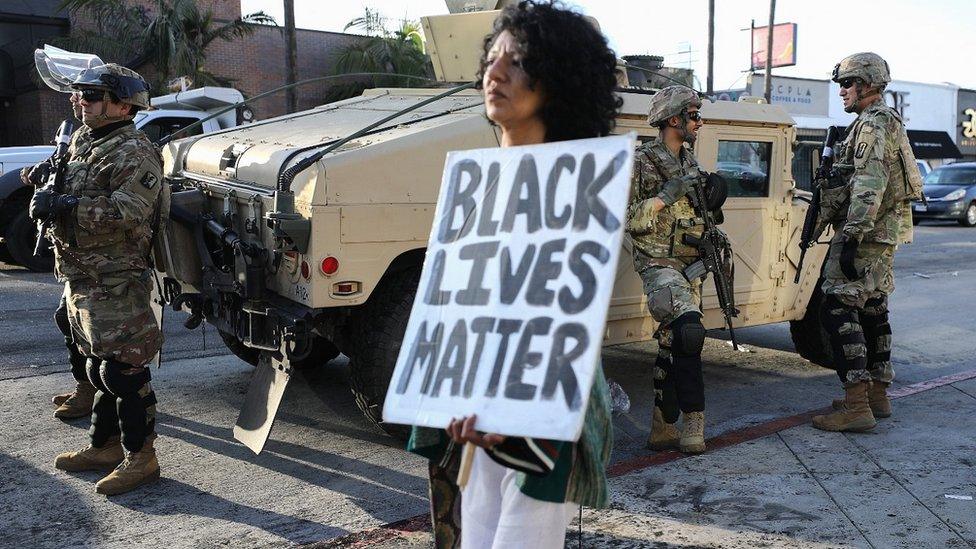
[707, 0, 714, 95]
[284, 0, 298, 113]
[764, 0, 776, 104]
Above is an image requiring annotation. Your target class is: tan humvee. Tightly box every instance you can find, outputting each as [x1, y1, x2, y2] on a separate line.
[156, 4, 827, 453]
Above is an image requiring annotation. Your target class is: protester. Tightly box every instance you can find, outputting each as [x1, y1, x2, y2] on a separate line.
[407, 2, 621, 547]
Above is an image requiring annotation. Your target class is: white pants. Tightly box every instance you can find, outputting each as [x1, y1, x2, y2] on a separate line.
[460, 448, 579, 549]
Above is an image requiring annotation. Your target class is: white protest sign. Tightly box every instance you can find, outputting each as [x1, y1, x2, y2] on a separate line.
[383, 133, 636, 441]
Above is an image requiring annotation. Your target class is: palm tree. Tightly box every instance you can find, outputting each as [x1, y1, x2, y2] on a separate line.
[333, 8, 432, 90]
[57, 0, 275, 92]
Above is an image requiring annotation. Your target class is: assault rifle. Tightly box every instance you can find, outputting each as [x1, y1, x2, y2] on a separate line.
[33, 119, 74, 257]
[682, 174, 740, 350]
[794, 125, 844, 283]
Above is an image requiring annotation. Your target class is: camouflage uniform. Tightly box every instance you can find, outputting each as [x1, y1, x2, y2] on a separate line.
[35, 64, 165, 461]
[627, 135, 707, 419]
[819, 55, 918, 387]
[55, 122, 164, 450]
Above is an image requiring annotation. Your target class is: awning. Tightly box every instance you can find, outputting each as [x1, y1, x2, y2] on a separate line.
[906, 130, 962, 159]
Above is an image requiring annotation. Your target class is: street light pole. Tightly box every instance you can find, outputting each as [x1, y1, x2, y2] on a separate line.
[764, 0, 776, 104]
[707, 0, 715, 95]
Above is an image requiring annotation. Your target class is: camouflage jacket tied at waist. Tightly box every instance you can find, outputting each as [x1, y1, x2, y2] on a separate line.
[48, 123, 164, 282]
[824, 101, 916, 245]
[625, 137, 704, 271]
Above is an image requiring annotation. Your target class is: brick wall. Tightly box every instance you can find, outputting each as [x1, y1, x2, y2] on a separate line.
[3, 0, 366, 145]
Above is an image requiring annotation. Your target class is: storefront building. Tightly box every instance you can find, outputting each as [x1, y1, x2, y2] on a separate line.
[723, 75, 964, 190]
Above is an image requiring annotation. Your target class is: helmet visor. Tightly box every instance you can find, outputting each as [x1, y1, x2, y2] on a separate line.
[34, 45, 104, 93]
[72, 67, 149, 99]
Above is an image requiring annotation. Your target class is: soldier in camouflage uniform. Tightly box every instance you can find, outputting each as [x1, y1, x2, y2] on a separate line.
[22, 90, 98, 420]
[811, 53, 922, 433]
[27, 63, 166, 495]
[626, 85, 713, 454]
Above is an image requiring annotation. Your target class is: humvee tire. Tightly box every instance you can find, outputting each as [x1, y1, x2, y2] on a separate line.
[348, 266, 420, 440]
[218, 329, 341, 370]
[6, 210, 54, 272]
[789, 280, 834, 369]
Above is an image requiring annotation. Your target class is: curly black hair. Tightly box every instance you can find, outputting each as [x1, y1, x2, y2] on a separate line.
[476, 0, 622, 143]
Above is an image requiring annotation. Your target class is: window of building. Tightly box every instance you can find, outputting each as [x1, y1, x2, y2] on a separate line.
[716, 140, 772, 197]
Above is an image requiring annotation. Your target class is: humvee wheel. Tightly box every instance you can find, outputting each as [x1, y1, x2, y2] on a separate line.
[348, 266, 420, 441]
[218, 329, 340, 369]
[789, 280, 835, 369]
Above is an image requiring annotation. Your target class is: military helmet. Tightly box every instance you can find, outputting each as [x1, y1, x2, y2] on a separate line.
[72, 63, 151, 109]
[646, 85, 703, 126]
[831, 52, 890, 89]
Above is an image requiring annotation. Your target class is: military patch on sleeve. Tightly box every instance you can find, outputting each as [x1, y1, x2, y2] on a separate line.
[855, 142, 868, 159]
[140, 171, 158, 190]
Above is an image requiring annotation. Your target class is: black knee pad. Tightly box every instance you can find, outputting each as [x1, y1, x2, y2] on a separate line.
[670, 313, 706, 357]
[86, 358, 109, 393]
[54, 296, 72, 340]
[101, 359, 152, 398]
[67, 344, 88, 383]
[820, 295, 867, 373]
[861, 297, 892, 364]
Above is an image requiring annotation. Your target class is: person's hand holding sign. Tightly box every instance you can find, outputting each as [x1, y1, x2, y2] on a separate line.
[446, 415, 506, 449]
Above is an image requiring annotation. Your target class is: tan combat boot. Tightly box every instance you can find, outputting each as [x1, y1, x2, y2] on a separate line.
[679, 411, 706, 454]
[55, 436, 124, 472]
[53, 380, 96, 419]
[95, 438, 160, 496]
[830, 381, 892, 418]
[647, 407, 680, 450]
[814, 381, 876, 432]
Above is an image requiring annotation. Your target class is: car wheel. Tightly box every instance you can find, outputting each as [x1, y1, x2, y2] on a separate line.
[5, 210, 54, 272]
[959, 202, 976, 227]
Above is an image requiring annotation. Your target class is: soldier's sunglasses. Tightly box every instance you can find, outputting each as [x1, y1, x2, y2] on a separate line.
[838, 78, 858, 89]
[686, 110, 702, 122]
[78, 88, 108, 103]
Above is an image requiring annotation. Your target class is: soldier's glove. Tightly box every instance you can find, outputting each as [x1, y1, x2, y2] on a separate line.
[658, 171, 704, 206]
[839, 235, 860, 280]
[21, 161, 53, 187]
[29, 189, 79, 221]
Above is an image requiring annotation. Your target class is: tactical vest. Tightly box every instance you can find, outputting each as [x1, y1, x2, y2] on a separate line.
[833, 102, 918, 244]
[51, 126, 161, 277]
[639, 144, 703, 259]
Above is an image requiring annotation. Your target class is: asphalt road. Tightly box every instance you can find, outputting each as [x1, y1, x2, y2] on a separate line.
[1, 220, 973, 548]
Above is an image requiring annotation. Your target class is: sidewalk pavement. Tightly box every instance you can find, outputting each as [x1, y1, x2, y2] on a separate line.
[327, 372, 976, 548]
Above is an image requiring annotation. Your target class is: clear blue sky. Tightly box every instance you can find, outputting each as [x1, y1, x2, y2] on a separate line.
[241, 0, 976, 90]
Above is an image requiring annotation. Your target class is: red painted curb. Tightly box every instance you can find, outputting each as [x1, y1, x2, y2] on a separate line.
[320, 368, 976, 547]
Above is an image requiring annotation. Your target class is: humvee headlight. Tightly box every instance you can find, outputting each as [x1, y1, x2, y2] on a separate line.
[321, 256, 340, 276]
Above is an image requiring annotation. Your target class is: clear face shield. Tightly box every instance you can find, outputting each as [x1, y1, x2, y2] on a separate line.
[34, 45, 105, 93]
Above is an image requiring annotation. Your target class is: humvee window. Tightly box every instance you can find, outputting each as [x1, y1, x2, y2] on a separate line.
[141, 116, 203, 142]
[717, 140, 772, 197]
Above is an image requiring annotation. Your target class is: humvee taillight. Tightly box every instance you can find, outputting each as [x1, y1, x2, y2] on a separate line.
[321, 256, 339, 276]
[333, 281, 361, 296]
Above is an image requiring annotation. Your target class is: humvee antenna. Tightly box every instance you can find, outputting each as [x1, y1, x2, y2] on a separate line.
[276, 80, 478, 192]
[156, 72, 442, 147]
